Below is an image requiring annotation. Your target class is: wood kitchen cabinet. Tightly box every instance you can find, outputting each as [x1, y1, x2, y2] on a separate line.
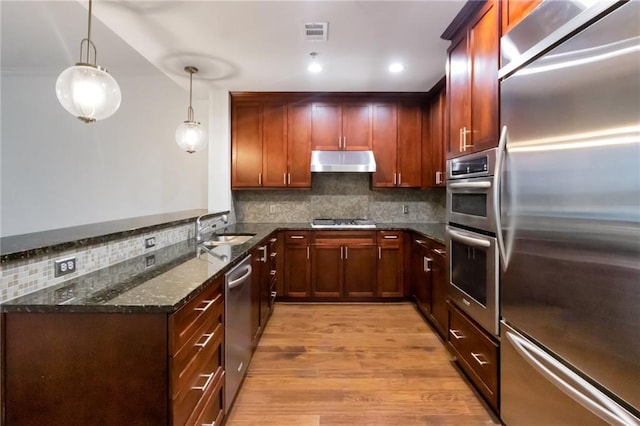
[232, 101, 263, 188]
[501, 0, 541, 34]
[412, 237, 433, 316]
[447, 300, 499, 412]
[283, 231, 312, 298]
[372, 102, 422, 188]
[313, 231, 377, 298]
[444, 0, 499, 158]
[311, 101, 372, 151]
[411, 235, 448, 340]
[376, 231, 404, 297]
[231, 96, 311, 189]
[3, 277, 225, 426]
[423, 78, 447, 187]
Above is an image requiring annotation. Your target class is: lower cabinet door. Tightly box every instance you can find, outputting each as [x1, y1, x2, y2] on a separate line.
[312, 244, 343, 297]
[343, 244, 377, 297]
[283, 244, 311, 297]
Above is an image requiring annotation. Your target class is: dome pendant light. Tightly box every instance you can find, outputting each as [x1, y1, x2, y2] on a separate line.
[175, 66, 206, 154]
[55, 0, 121, 123]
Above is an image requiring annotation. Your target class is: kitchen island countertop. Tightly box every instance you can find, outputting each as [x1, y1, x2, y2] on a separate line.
[1, 222, 444, 314]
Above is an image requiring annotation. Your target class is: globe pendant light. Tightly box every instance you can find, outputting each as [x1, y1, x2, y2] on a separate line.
[55, 0, 121, 123]
[175, 66, 206, 154]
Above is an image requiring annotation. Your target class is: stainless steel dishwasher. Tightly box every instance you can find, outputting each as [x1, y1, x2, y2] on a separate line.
[224, 254, 253, 414]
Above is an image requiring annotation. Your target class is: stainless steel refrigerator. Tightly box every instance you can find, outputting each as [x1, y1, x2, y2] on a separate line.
[498, 1, 640, 424]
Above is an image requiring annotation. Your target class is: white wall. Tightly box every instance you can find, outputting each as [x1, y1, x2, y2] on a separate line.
[0, 70, 208, 236]
[208, 87, 232, 215]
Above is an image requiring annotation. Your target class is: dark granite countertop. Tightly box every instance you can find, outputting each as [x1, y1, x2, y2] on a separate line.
[0, 209, 212, 262]
[1, 222, 444, 314]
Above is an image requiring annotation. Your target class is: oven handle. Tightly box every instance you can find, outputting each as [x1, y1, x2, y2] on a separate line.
[448, 181, 492, 189]
[447, 228, 491, 248]
[494, 126, 509, 270]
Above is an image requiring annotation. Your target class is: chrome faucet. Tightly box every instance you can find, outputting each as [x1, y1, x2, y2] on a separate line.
[195, 211, 229, 242]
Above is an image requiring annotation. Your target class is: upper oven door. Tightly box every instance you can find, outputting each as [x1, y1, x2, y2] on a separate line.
[447, 225, 499, 336]
[447, 176, 497, 234]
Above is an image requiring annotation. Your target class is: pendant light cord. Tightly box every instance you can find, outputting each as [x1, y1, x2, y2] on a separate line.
[188, 69, 194, 122]
[86, 0, 92, 63]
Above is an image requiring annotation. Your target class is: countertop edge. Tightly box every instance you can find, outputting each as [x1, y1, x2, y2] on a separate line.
[1, 223, 445, 314]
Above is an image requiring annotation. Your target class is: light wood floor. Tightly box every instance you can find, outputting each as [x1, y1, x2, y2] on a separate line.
[225, 303, 500, 425]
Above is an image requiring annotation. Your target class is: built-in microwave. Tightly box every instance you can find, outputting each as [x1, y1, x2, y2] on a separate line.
[446, 148, 498, 234]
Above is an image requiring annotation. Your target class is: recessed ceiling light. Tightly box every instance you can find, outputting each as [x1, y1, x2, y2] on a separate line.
[389, 63, 405, 73]
[308, 52, 322, 73]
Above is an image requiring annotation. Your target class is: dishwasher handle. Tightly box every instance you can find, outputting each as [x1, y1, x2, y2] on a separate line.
[228, 265, 252, 290]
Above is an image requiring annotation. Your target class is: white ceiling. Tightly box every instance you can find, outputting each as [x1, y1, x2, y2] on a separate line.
[2, 1, 465, 94]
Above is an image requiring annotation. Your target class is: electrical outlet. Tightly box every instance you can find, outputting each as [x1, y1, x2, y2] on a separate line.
[145, 254, 156, 268]
[269, 204, 277, 214]
[55, 283, 77, 304]
[145, 237, 156, 249]
[54, 257, 77, 277]
[402, 205, 409, 214]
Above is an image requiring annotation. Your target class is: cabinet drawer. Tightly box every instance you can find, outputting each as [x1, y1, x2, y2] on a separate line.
[314, 230, 375, 244]
[170, 279, 223, 355]
[186, 371, 225, 426]
[377, 230, 403, 246]
[172, 328, 224, 426]
[284, 231, 312, 244]
[447, 301, 498, 410]
[171, 300, 224, 397]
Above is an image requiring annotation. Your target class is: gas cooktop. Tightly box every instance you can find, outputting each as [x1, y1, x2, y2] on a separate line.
[311, 218, 376, 229]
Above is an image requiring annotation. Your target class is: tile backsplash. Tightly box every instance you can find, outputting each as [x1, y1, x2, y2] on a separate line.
[0, 216, 221, 303]
[233, 173, 445, 223]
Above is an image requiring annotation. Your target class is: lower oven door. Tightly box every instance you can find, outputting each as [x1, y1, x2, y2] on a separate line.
[446, 225, 499, 336]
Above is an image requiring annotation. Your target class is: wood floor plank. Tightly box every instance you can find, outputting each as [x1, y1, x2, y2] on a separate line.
[225, 303, 500, 425]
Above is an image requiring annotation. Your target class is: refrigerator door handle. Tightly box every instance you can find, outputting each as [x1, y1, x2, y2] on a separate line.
[494, 126, 509, 270]
[506, 330, 640, 426]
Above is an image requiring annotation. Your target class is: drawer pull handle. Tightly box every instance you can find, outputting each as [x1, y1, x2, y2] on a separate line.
[383, 235, 399, 239]
[192, 372, 215, 392]
[450, 329, 466, 340]
[270, 238, 277, 243]
[290, 235, 305, 239]
[270, 270, 276, 276]
[202, 422, 216, 426]
[471, 352, 490, 366]
[270, 252, 277, 258]
[195, 298, 216, 312]
[195, 332, 215, 348]
[432, 248, 446, 256]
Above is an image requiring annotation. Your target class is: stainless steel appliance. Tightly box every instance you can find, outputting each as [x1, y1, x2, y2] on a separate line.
[310, 150, 377, 172]
[224, 255, 253, 414]
[311, 218, 376, 229]
[499, 1, 640, 424]
[447, 148, 498, 232]
[446, 149, 500, 336]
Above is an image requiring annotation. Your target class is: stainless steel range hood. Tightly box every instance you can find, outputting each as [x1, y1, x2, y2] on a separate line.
[310, 150, 377, 173]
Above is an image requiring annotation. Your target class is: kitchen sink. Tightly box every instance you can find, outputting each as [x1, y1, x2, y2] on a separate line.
[200, 234, 255, 247]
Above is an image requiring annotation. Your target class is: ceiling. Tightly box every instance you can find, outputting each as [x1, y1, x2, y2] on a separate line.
[2, 1, 465, 94]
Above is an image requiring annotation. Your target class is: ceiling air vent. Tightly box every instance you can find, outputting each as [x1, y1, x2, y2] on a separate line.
[303, 22, 328, 41]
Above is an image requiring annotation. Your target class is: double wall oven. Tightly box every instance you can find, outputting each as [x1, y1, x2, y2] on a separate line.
[446, 148, 500, 336]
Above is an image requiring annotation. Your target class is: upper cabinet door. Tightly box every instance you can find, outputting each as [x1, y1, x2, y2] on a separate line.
[371, 102, 398, 188]
[311, 102, 341, 150]
[232, 102, 263, 188]
[396, 102, 422, 187]
[342, 102, 372, 150]
[469, 0, 499, 153]
[447, 34, 470, 158]
[262, 102, 288, 187]
[430, 86, 446, 187]
[287, 103, 312, 188]
[311, 101, 372, 151]
[445, 0, 499, 158]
